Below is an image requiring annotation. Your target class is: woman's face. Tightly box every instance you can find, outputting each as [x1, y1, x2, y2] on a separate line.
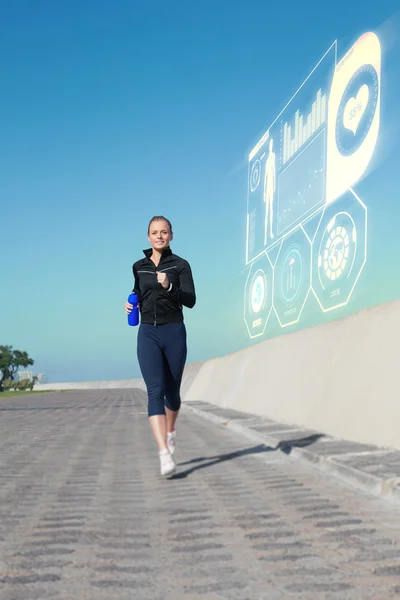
[148, 219, 173, 251]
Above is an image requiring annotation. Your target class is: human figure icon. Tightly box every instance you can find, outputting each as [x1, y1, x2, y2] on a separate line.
[264, 138, 276, 244]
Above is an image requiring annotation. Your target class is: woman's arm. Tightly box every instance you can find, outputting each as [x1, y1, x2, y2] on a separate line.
[169, 260, 196, 308]
[125, 264, 142, 315]
[132, 264, 142, 302]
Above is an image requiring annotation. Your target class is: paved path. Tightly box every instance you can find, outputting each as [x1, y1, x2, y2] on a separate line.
[0, 390, 399, 599]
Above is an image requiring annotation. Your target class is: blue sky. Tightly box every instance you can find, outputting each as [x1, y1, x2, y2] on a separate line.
[1, 1, 399, 382]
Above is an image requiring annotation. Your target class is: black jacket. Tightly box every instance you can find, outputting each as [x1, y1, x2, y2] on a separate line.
[132, 247, 196, 325]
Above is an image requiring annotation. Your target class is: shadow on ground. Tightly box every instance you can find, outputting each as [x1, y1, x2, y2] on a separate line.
[173, 434, 324, 479]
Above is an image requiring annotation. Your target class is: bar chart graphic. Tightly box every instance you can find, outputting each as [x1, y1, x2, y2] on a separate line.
[283, 89, 327, 165]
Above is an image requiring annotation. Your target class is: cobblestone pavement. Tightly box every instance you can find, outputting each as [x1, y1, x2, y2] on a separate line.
[0, 390, 399, 600]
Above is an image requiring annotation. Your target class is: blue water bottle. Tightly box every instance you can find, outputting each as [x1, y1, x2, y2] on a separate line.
[127, 292, 139, 326]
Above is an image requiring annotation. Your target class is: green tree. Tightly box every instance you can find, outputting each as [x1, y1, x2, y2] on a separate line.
[29, 376, 38, 391]
[0, 345, 34, 392]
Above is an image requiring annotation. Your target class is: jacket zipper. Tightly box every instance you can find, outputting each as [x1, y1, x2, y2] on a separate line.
[142, 255, 170, 325]
[153, 264, 157, 325]
[153, 256, 164, 326]
[138, 269, 158, 325]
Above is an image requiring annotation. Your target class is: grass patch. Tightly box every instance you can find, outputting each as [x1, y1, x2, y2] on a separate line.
[0, 390, 56, 398]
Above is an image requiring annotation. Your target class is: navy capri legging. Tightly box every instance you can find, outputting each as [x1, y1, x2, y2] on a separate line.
[137, 322, 187, 417]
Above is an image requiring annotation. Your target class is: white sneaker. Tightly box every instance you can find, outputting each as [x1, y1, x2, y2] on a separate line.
[159, 450, 176, 477]
[167, 431, 176, 456]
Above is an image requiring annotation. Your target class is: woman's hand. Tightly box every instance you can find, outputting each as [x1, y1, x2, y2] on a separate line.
[156, 272, 169, 289]
[125, 301, 133, 314]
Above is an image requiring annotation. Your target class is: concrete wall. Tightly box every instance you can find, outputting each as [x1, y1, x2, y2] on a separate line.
[183, 299, 400, 451]
[33, 362, 207, 394]
[34, 378, 146, 391]
[34, 298, 400, 451]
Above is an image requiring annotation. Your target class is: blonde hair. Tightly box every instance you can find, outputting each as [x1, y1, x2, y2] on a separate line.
[148, 216, 173, 234]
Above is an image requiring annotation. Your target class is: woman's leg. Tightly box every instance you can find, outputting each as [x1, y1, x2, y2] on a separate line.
[166, 406, 179, 434]
[161, 323, 187, 446]
[137, 324, 168, 453]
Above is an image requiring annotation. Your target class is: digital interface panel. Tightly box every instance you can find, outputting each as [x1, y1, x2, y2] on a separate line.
[244, 32, 381, 339]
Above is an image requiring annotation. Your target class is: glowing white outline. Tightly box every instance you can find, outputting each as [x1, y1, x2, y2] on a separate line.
[244, 252, 274, 339]
[317, 211, 357, 290]
[272, 228, 312, 328]
[245, 212, 249, 264]
[301, 206, 326, 244]
[250, 159, 262, 192]
[276, 128, 326, 239]
[245, 41, 338, 266]
[311, 188, 367, 312]
[243, 33, 376, 335]
[325, 33, 381, 205]
[250, 270, 267, 314]
[266, 238, 283, 267]
[248, 41, 338, 160]
[280, 248, 304, 304]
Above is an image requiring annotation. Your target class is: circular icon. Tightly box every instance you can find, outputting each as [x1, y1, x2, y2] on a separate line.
[324, 228, 349, 279]
[318, 213, 356, 288]
[280, 247, 303, 305]
[335, 63, 379, 157]
[250, 159, 261, 192]
[250, 270, 266, 314]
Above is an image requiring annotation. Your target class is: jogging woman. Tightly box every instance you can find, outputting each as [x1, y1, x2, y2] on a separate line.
[125, 216, 196, 477]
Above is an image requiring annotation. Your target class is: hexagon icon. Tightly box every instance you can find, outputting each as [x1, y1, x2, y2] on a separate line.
[273, 227, 311, 327]
[311, 188, 367, 312]
[244, 253, 273, 339]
